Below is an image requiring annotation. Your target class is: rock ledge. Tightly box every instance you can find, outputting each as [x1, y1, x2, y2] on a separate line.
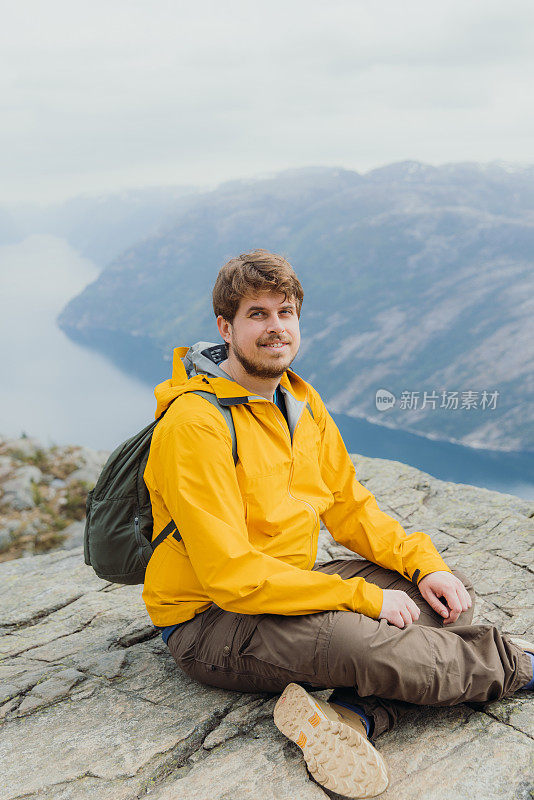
[1, 454, 532, 800]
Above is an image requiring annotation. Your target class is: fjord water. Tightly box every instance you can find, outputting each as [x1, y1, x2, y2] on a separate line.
[1, 235, 532, 500]
[0, 235, 155, 452]
[335, 414, 534, 500]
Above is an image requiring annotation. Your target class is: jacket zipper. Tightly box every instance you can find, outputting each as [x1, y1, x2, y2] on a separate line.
[272, 403, 319, 569]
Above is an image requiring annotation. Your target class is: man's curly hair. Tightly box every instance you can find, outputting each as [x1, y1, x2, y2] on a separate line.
[212, 249, 304, 322]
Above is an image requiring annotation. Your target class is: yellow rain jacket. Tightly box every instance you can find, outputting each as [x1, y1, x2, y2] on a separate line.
[142, 343, 451, 626]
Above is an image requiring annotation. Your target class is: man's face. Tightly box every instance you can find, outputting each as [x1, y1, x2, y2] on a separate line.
[221, 291, 301, 379]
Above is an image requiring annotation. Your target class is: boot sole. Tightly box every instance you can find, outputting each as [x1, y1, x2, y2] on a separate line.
[273, 683, 389, 799]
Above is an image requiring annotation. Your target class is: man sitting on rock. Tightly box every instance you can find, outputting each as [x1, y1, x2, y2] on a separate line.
[142, 249, 534, 799]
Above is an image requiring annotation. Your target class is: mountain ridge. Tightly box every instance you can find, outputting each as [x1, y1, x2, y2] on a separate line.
[57, 161, 534, 451]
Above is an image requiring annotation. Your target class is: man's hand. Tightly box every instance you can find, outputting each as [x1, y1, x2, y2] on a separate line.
[378, 590, 421, 628]
[417, 571, 472, 625]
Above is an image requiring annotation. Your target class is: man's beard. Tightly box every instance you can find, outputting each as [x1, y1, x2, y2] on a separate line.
[230, 338, 297, 379]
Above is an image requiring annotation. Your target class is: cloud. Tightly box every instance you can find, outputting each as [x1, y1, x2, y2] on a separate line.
[1, 0, 533, 203]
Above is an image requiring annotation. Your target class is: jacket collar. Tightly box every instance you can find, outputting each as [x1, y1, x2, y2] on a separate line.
[175, 342, 307, 402]
[154, 342, 309, 434]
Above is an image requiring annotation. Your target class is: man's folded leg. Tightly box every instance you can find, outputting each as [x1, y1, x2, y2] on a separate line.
[314, 559, 531, 738]
[166, 559, 531, 799]
[167, 558, 531, 741]
[312, 558, 476, 737]
[167, 593, 392, 799]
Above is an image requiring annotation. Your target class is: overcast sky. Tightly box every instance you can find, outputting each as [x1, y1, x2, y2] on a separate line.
[2, 0, 533, 204]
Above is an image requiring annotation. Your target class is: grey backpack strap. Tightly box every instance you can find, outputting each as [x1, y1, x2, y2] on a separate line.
[192, 390, 238, 464]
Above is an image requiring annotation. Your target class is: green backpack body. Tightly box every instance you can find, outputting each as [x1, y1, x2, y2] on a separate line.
[84, 391, 237, 584]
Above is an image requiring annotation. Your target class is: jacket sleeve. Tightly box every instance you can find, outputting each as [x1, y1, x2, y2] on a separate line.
[149, 408, 384, 618]
[309, 386, 452, 603]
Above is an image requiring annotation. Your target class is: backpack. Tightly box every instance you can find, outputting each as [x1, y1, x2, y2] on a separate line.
[83, 391, 237, 584]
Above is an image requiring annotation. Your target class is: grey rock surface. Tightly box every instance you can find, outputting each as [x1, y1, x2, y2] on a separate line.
[0, 522, 15, 549]
[1, 465, 42, 510]
[0, 435, 109, 559]
[65, 458, 107, 487]
[1, 454, 532, 800]
[60, 520, 85, 550]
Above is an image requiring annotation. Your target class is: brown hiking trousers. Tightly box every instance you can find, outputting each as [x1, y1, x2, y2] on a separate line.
[167, 559, 532, 738]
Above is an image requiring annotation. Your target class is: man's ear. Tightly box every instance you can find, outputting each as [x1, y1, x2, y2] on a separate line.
[216, 315, 232, 344]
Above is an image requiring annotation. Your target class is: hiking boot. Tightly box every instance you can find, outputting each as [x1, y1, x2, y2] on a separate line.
[273, 683, 388, 799]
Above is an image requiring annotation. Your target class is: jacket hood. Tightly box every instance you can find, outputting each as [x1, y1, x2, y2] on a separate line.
[153, 342, 238, 418]
[153, 341, 308, 419]
[182, 341, 231, 381]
